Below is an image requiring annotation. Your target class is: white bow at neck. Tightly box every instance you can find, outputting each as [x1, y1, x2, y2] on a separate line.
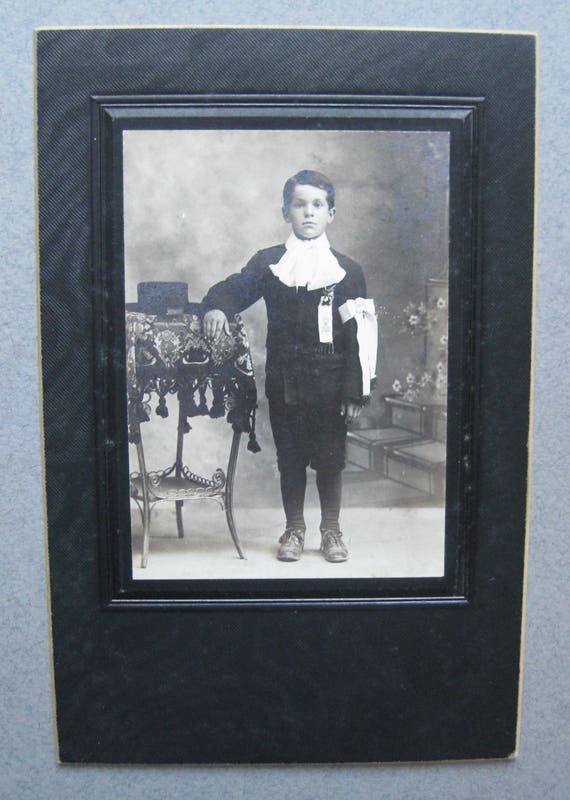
[269, 233, 346, 290]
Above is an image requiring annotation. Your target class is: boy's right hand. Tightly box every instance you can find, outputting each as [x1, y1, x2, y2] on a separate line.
[203, 309, 230, 340]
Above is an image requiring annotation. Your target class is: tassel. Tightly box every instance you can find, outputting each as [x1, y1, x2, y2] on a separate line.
[197, 384, 209, 416]
[181, 386, 200, 418]
[209, 383, 226, 418]
[156, 396, 169, 418]
[247, 435, 261, 453]
[246, 406, 261, 453]
[138, 401, 150, 423]
[247, 431, 261, 453]
[228, 407, 248, 433]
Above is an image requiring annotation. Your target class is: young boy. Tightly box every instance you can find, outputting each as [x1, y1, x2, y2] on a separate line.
[202, 170, 377, 563]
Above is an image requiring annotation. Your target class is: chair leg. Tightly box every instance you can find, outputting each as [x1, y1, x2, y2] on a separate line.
[225, 430, 246, 559]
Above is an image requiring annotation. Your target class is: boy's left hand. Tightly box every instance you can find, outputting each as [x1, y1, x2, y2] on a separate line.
[341, 401, 362, 424]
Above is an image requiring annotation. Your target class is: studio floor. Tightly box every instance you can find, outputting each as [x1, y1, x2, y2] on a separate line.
[131, 484, 445, 580]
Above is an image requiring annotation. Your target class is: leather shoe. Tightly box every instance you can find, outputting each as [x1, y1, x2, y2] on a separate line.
[320, 529, 349, 562]
[277, 528, 305, 561]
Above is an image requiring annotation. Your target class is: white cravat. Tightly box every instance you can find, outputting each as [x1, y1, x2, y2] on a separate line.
[269, 233, 346, 290]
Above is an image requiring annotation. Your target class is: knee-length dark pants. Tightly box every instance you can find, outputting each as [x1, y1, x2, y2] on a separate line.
[268, 400, 348, 474]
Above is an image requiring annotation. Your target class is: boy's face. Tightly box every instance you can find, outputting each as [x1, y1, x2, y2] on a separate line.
[283, 184, 335, 240]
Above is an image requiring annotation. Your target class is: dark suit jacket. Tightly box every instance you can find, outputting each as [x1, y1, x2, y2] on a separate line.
[202, 244, 367, 406]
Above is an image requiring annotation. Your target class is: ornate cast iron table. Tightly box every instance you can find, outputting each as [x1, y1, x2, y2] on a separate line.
[126, 283, 259, 568]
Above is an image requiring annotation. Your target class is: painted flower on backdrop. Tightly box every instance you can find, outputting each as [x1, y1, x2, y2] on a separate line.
[392, 295, 448, 403]
[402, 296, 447, 335]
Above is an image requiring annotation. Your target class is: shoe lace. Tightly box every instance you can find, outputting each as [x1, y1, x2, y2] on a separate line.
[280, 528, 304, 546]
[321, 530, 343, 548]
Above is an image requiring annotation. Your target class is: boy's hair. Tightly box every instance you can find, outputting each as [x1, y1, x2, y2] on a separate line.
[282, 170, 335, 211]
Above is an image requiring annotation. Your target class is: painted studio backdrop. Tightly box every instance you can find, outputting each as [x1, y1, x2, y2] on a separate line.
[123, 129, 450, 580]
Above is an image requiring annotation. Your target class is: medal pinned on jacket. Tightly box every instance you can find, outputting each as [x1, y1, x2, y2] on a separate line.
[318, 286, 335, 354]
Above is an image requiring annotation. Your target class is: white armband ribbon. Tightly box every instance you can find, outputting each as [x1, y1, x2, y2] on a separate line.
[338, 297, 378, 396]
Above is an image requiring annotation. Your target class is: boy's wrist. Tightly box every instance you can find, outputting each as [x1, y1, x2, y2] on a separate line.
[343, 396, 369, 407]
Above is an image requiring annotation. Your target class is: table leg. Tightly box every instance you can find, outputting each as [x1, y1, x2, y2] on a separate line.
[135, 439, 151, 568]
[175, 501, 184, 538]
[225, 430, 246, 559]
[175, 403, 185, 539]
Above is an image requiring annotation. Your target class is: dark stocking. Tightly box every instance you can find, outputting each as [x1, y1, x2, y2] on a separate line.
[280, 467, 307, 530]
[316, 470, 342, 531]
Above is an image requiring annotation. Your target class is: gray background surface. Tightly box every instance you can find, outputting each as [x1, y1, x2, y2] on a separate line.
[1, 3, 568, 799]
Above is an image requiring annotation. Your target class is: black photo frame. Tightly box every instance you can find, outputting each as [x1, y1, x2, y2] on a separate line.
[93, 94, 477, 606]
[36, 27, 535, 763]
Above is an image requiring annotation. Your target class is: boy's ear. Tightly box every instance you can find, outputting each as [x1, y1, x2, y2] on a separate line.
[328, 206, 336, 223]
[282, 206, 290, 223]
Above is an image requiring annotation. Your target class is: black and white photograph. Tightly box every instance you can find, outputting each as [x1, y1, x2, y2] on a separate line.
[123, 127, 450, 581]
